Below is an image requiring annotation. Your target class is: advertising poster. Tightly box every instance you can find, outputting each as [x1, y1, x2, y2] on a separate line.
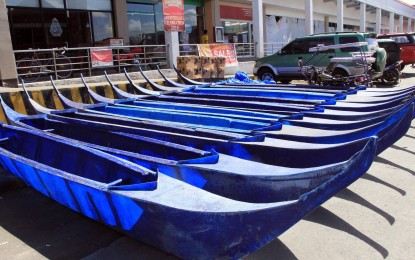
[198, 44, 238, 67]
[163, 0, 185, 32]
[91, 49, 113, 67]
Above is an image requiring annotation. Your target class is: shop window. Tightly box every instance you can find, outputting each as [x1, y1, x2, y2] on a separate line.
[6, 0, 39, 7]
[92, 12, 114, 44]
[67, 0, 112, 11]
[128, 12, 157, 45]
[8, 8, 44, 49]
[222, 21, 250, 44]
[179, 5, 204, 44]
[67, 11, 92, 47]
[127, 3, 161, 45]
[127, 1, 204, 45]
[43, 10, 67, 48]
[155, 13, 165, 44]
[41, 0, 64, 9]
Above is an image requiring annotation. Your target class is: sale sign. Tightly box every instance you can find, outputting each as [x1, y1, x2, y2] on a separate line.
[163, 0, 185, 32]
[198, 44, 238, 67]
[91, 49, 113, 67]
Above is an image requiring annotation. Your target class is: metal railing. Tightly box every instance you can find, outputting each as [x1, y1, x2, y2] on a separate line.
[179, 42, 288, 60]
[13, 42, 287, 83]
[179, 43, 256, 60]
[13, 44, 169, 83]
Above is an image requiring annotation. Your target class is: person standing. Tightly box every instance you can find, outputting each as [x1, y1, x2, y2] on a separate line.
[201, 29, 209, 44]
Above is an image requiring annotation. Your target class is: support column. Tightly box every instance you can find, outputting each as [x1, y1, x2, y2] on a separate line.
[408, 18, 412, 32]
[165, 31, 180, 68]
[213, 0, 221, 27]
[399, 15, 404, 32]
[336, 0, 343, 32]
[389, 12, 395, 33]
[375, 8, 382, 33]
[113, 1, 129, 43]
[305, 0, 313, 35]
[204, 0, 221, 43]
[324, 16, 330, 33]
[0, 0, 18, 86]
[253, 0, 264, 58]
[360, 2, 366, 32]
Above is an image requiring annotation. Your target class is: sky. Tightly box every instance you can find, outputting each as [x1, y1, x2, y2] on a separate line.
[400, 0, 415, 5]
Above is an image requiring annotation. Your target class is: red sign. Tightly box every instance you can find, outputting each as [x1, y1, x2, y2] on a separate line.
[220, 5, 252, 21]
[198, 44, 238, 67]
[91, 49, 113, 67]
[163, 0, 185, 32]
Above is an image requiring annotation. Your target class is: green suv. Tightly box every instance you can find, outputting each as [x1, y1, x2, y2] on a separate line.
[254, 32, 385, 83]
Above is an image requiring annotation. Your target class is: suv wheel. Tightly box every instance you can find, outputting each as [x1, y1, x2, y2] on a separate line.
[258, 67, 276, 81]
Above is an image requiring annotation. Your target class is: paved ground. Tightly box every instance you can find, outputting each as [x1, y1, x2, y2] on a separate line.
[1, 67, 415, 259]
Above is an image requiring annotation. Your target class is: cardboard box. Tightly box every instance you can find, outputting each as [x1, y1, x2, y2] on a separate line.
[216, 56, 226, 70]
[202, 68, 211, 79]
[177, 55, 201, 79]
[201, 56, 215, 69]
[210, 69, 217, 78]
[217, 67, 225, 79]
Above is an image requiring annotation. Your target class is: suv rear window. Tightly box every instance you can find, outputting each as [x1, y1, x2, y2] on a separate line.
[308, 37, 335, 53]
[281, 39, 307, 54]
[282, 37, 336, 54]
[339, 36, 360, 52]
[390, 36, 410, 43]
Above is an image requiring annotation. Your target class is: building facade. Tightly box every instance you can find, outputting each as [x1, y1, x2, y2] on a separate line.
[0, 0, 414, 86]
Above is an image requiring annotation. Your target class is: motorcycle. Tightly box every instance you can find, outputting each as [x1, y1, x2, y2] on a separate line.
[300, 42, 375, 88]
[380, 60, 402, 85]
[377, 39, 403, 85]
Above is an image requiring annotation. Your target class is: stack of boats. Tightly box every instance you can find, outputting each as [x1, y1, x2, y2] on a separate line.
[0, 67, 413, 259]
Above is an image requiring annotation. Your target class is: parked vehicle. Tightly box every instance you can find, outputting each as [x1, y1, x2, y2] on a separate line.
[376, 39, 403, 85]
[376, 32, 415, 70]
[300, 42, 375, 87]
[254, 32, 385, 84]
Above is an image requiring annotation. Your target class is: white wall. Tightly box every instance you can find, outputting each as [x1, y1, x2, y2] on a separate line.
[262, 0, 408, 42]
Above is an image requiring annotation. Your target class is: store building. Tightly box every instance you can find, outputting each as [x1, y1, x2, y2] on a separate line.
[0, 0, 414, 86]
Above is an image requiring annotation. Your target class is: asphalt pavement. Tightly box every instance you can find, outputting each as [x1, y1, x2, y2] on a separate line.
[1, 67, 415, 259]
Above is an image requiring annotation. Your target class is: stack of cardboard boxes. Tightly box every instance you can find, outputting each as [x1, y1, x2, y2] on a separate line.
[177, 56, 226, 80]
[176, 56, 202, 79]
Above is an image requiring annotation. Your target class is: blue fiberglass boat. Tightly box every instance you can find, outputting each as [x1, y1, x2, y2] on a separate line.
[21, 89, 379, 168]
[0, 124, 377, 259]
[34, 76, 415, 151]
[89, 90, 413, 131]
[1, 99, 376, 204]
[59, 80, 411, 133]
[42, 78, 414, 155]
[75, 79, 413, 153]
[112, 71, 415, 120]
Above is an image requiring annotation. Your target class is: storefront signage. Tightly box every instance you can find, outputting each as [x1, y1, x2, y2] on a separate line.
[220, 5, 252, 21]
[163, 0, 185, 32]
[198, 44, 238, 67]
[91, 49, 113, 67]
